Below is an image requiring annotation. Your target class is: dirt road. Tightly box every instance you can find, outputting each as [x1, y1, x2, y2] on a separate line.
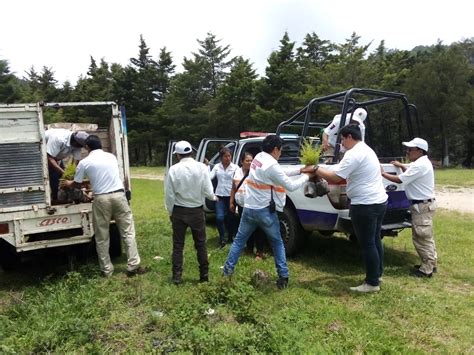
[131, 174, 473, 214]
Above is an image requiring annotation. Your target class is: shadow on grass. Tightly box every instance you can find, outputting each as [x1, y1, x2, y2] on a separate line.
[0, 244, 101, 290]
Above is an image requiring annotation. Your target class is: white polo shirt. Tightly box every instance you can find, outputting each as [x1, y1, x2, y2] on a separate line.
[332, 141, 387, 205]
[209, 162, 238, 196]
[74, 149, 123, 194]
[399, 155, 435, 200]
[45, 128, 82, 161]
[324, 114, 366, 147]
[165, 157, 216, 215]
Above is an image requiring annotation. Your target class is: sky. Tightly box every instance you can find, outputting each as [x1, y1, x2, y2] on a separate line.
[1, 0, 472, 85]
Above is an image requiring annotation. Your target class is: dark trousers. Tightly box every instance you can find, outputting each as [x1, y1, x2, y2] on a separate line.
[171, 206, 209, 279]
[48, 162, 63, 201]
[350, 202, 387, 286]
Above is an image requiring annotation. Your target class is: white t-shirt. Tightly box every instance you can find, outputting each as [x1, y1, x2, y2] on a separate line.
[45, 128, 82, 161]
[332, 141, 387, 205]
[232, 167, 248, 207]
[209, 162, 238, 196]
[399, 155, 435, 200]
[324, 114, 366, 147]
[74, 149, 123, 194]
[165, 157, 216, 215]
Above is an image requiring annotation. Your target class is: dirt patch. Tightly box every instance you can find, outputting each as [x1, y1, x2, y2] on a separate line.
[435, 187, 474, 214]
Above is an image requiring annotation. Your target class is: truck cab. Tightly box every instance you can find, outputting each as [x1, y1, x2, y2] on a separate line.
[0, 102, 130, 270]
[166, 88, 416, 256]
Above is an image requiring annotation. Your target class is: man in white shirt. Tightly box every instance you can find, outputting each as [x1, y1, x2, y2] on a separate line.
[382, 138, 437, 277]
[45, 128, 89, 200]
[223, 135, 314, 289]
[62, 135, 146, 278]
[322, 108, 367, 161]
[314, 124, 388, 293]
[165, 140, 217, 284]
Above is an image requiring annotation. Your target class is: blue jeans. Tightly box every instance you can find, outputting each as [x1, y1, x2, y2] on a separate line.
[223, 207, 288, 278]
[350, 202, 387, 286]
[216, 196, 234, 243]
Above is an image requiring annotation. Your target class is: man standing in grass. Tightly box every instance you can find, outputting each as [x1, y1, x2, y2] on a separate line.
[165, 140, 217, 285]
[382, 138, 437, 278]
[313, 125, 388, 293]
[62, 135, 147, 278]
[223, 135, 314, 290]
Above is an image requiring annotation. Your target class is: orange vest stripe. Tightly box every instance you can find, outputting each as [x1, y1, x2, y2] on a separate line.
[247, 179, 285, 193]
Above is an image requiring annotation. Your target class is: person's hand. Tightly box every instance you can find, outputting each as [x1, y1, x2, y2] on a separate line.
[230, 202, 236, 214]
[300, 165, 318, 174]
[390, 160, 403, 168]
[204, 158, 209, 165]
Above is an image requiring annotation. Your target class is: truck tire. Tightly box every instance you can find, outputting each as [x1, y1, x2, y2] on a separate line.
[279, 206, 305, 257]
[0, 242, 21, 271]
[109, 224, 122, 258]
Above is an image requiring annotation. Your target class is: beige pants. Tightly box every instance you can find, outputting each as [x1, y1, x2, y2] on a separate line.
[92, 192, 140, 275]
[410, 201, 437, 274]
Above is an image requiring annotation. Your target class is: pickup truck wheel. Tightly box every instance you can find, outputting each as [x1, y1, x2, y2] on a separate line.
[109, 224, 122, 258]
[279, 206, 305, 257]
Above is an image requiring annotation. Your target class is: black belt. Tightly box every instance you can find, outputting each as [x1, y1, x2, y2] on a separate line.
[410, 199, 435, 204]
[99, 189, 124, 195]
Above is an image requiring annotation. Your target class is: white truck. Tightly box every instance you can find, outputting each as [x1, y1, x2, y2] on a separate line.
[168, 88, 415, 255]
[0, 102, 131, 270]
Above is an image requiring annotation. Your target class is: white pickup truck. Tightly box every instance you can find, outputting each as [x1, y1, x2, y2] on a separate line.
[168, 88, 415, 255]
[0, 102, 131, 270]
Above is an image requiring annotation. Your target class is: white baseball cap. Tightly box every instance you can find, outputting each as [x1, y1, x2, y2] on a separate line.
[402, 137, 428, 152]
[352, 108, 367, 123]
[73, 131, 89, 146]
[173, 140, 192, 155]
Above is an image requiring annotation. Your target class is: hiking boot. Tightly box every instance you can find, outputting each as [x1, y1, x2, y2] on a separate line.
[199, 275, 209, 283]
[414, 265, 437, 273]
[411, 269, 432, 278]
[276, 277, 288, 290]
[126, 266, 149, 277]
[349, 282, 380, 293]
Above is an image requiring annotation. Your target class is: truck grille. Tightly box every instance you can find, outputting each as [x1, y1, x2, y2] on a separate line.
[0, 143, 46, 207]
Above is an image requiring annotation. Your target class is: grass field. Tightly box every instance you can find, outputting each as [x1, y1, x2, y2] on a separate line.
[0, 174, 473, 352]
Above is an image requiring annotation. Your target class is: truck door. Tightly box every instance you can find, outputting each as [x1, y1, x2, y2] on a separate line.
[0, 103, 50, 212]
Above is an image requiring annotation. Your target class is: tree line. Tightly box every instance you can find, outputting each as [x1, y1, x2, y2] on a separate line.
[1, 32, 473, 167]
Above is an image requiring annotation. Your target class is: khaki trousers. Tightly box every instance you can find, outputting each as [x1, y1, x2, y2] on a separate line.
[410, 201, 437, 274]
[92, 192, 140, 275]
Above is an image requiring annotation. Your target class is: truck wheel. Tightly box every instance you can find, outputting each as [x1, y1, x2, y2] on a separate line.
[0, 242, 21, 271]
[279, 206, 305, 257]
[109, 224, 122, 258]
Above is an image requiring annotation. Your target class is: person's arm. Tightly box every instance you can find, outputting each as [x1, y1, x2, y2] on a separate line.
[164, 170, 176, 216]
[229, 181, 237, 213]
[202, 165, 217, 202]
[322, 132, 329, 152]
[313, 165, 344, 184]
[47, 154, 65, 175]
[209, 164, 217, 179]
[390, 160, 408, 172]
[267, 164, 311, 192]
[381, 170, 402, 184]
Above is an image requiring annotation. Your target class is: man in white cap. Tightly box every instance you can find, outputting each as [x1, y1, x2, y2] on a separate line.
[381, 137, 437, 277]
[322, 108, 367, 162]
[45, 128, 89, 200]
[165, 140, 217, 285]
